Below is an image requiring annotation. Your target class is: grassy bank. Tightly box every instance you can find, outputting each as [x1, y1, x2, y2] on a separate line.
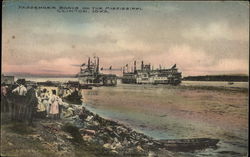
[0, 115, 119, 157]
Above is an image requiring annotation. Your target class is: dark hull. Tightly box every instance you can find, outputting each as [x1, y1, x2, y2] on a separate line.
[155, 138, 219, 151]
[64, 96, 82, 104]
[79, 85, 93, 89]
[121, 78, 137, 84]
[78, 75, 117, 87]
[121, 79, 181, 85]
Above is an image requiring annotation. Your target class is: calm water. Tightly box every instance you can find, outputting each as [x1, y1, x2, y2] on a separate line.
[182, 81, 248, 88]
[82, 84, 248, 157]
[23, 77, 248, 156]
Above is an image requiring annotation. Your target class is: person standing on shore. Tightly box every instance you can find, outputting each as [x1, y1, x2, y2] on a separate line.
[1, 83, 9, 112]
[25, 85, 38, 125]
[9, 84, 18, 120]
[12, 80, 27, 96]
[58, 86, 64, 98]
[40, 89, 50, 117]
[49, 90, 60, 119]
[12, 80, 27, 121]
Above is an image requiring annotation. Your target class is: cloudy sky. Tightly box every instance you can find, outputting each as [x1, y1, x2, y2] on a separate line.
[2, 1, 249, 76]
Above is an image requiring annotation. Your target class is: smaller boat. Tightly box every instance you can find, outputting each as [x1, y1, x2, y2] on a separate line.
[66, 81, 92, 89]
[63, 92, 82, 104]
[155, 138, 219, 151]
[228, 82, 234, 85]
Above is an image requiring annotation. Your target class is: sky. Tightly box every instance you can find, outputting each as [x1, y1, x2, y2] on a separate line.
[2, 1, 249, 76]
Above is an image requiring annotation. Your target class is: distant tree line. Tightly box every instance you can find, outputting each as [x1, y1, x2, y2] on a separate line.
[182, 75, 249, 82]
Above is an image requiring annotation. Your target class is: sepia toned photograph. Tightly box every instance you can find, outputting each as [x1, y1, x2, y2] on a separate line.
[1, 1, 249, 157]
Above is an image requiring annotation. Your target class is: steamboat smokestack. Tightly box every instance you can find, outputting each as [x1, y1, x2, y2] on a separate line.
[97, 57, 99, 72]
[88, 57, 90, 68]
[141, 61, 144, 71]
[134, 61, 137, 73]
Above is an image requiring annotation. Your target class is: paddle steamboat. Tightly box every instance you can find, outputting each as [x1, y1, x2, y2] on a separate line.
[121, 61, 182, 85]
[76, 57, 117, 86]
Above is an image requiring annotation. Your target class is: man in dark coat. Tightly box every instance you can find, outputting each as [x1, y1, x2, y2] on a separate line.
[25, 85, 38, 125]
[1, 83, 8, 112]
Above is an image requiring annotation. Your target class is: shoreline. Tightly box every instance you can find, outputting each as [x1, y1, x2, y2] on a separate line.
[62, 101, 219, 156]
[63, 103, 172, 156]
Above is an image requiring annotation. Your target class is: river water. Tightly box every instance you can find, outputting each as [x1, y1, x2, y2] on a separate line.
[82, 83, 248, 157]
[23, 77, 248, 156]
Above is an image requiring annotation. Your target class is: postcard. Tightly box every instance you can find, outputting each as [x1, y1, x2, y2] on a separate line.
[1, 1, 249, 157]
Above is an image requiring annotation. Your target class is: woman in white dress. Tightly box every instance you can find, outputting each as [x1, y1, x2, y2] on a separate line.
[49, 90, 62, 119]
[39, 89, 50, 117]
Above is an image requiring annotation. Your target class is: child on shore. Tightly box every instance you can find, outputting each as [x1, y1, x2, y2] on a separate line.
[49, 90, 62, 119]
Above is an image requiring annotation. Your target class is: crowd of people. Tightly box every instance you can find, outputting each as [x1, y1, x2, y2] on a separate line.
[1, 79, 80, 125]
[36, 88, 63, 119]
[1, 79, 36, 125]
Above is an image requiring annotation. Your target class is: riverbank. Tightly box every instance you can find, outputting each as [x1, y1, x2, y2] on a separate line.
[1, 113, 114, 157]
[66, 104, 177, 156]
[1, 105, 176, 157]
[1, 99, 220, 157]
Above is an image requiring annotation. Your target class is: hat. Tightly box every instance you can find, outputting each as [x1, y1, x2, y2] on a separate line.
[16, 79, 26, 85]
